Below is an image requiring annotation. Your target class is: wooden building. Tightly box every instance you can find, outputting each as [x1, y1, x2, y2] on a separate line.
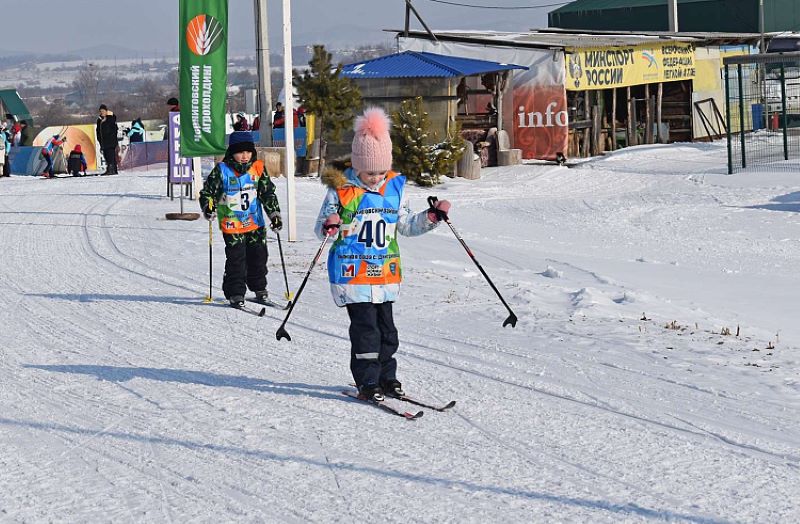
[398, 29, 764, 159]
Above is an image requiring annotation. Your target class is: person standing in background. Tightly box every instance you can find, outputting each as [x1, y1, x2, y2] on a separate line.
[233, 112, 250, 131]
[18, 120, 30, 146]
[163, 97, 180, 140]
[96, 104, 119, 175]
[127, 118, 145, 143]
[272, 102, 285, 128]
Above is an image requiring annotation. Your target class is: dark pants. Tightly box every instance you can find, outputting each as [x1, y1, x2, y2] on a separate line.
[346, 302, 399, 388]
[101, 147, 117, 174]
[42, 155, 54, 176]
[2, 156, 8, 176]
[68, 157, 84, 176]
[222, 230, 268, 299]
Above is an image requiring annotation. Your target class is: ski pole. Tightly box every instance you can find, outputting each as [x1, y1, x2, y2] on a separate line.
[276, 225, 338, 341]
[428, 195, 517, 328]
[275, 230, 294, 305]
[204, 202, 214, 303]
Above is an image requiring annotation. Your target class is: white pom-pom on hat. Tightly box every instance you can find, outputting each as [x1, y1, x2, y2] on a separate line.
[351, 107, 393, 173]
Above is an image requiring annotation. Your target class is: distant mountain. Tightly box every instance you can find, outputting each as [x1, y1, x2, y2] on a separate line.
[0, 52, 80, 68]
[0, 43, 146, 68]
[0, 48, 26, 58]
[292, 24, 393, 50]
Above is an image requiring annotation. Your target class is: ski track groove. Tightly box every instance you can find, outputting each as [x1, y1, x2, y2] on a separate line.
[446, 398, 696, 515]
[4, 166, 799, 521]
[19, 187, 796, 519]
[12, 194, 294, 518]
[396, 336, 800, 471]
[256, 301, 721, 513]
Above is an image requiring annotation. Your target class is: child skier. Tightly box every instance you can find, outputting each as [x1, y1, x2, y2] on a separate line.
[40, 134, 65, 178]
[67, 144, 88, 176]
[199, 131, 282, 308]
[314, 107, 451, 402]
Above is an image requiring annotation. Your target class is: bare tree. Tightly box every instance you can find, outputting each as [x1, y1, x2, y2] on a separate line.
[72, 63, 104, 110]
[133, 79, 166, 120]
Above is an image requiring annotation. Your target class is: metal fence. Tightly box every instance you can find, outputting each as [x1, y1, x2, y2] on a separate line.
[724, 52, 800, 174]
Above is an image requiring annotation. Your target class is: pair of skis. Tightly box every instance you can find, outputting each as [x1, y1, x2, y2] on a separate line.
[342, 388, 456, 420]
[228, 297, 291, 317]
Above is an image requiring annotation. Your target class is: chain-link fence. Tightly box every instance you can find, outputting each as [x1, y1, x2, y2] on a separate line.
[724, 52, 800, 174]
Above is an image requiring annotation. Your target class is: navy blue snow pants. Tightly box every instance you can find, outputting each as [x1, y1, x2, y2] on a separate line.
[346, 302, 399, 389]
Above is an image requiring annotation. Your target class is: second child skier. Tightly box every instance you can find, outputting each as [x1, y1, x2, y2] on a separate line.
[199, 131, 282, 308]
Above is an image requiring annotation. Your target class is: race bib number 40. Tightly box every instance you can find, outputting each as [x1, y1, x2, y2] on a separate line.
[354, 213, 394, 249]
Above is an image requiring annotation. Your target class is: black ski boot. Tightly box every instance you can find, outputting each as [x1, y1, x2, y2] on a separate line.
[358, 384, 384, 402]
[229, 295, 245, 308]
[381, 379, 405, 398]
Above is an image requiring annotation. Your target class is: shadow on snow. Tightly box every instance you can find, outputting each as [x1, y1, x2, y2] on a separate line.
[0, 411, 731, 523]
[24, 364, 344, 402]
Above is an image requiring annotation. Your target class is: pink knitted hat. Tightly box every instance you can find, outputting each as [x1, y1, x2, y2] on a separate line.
[351, 107, 392, 172]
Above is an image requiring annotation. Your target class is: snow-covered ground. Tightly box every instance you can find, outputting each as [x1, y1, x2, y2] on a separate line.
[1, 141, 798, 522]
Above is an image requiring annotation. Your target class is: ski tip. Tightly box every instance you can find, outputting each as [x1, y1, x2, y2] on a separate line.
[406, 410, 424, 420]
[257, 307, 266, 317]
[442, 400, 456, 410]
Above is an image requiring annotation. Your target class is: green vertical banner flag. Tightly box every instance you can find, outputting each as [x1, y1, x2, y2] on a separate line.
[179, 0, 228, 156]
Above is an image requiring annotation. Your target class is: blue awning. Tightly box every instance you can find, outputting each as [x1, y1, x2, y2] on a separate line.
[341, 51, 528, 79]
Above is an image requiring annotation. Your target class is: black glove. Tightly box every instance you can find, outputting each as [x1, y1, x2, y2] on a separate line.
[202, 203, 214, 221]
[269, 214, 282, 231]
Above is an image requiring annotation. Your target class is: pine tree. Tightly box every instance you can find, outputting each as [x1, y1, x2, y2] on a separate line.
[294, 45, 361, 174]
[391, 97, 465, 187]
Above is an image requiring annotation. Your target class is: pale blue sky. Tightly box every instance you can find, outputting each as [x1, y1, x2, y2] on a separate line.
[3, 0, 554, 56]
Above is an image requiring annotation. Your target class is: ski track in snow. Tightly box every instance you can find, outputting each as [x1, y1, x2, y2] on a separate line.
[1, 144, 799, 522]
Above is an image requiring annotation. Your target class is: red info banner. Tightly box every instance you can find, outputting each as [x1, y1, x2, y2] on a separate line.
[513, 85, 569, 161]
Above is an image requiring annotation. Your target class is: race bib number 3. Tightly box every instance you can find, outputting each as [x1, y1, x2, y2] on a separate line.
[226, 189, 256, 211]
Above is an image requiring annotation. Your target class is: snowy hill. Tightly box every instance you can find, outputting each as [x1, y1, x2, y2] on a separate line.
[1, 141, 798, 522]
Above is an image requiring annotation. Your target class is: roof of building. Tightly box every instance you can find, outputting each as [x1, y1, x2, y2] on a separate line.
[552, 0, 711, 14]
[340, 50, 528, 79]
[392, 28, 765, 49]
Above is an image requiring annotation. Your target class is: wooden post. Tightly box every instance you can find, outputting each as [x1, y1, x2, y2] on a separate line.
[611, 88, 617, 151]
[496, 78, 504, 132]
[656, 82, 663, 143]
[649, 95, 656, 143]
[644, 84, 653, 144]
[584, 90, 591, 156]
[626, 87, 632, 147]
[592, 105, 601, 156]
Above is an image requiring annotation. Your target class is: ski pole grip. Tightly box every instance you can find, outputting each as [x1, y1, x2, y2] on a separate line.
[323, 222, 341, 235]
[427, 195, 449, 221]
